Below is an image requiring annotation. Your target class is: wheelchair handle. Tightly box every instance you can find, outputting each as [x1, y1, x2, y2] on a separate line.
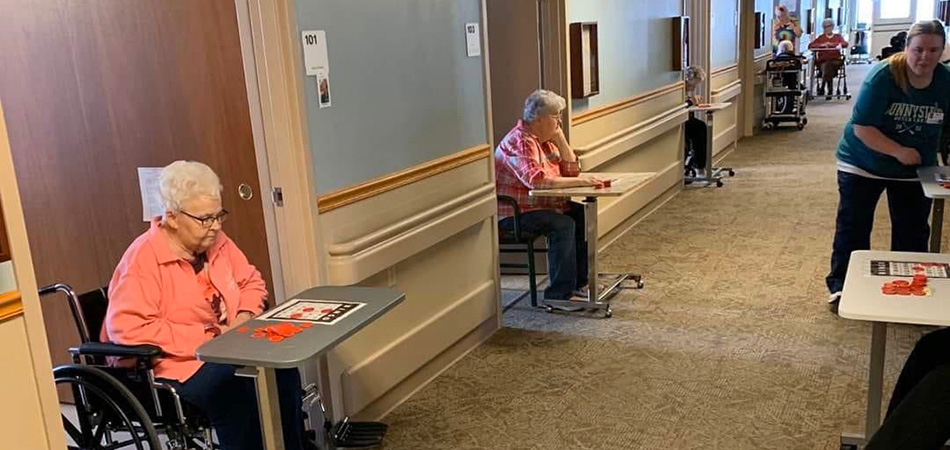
[38, 283, 92, 344]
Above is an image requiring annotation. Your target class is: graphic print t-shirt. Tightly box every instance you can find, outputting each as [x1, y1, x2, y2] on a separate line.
[773, 20, 800, 50]
[836, 63, 950, 179]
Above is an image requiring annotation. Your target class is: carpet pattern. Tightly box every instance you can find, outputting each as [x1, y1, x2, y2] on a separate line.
[380, 63, 941, 450]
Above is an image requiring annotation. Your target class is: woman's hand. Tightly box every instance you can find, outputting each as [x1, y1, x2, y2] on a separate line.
[893, 146, 922, 166]
[579, 175, 605, 188]
[218, 311, 256, 335]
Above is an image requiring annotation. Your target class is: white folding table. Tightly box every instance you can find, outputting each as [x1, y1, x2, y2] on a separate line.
[838, 250, 950, 449]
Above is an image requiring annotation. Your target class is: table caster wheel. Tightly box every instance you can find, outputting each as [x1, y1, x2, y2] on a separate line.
[727, 169, 735, 177]
[545, 305, 554, 313]
[716, 180, 724, 188]
[604, 308, 612, 318]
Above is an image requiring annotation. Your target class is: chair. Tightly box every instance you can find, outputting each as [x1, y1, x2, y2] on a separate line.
[41, 283, 215, 450]
[497, 195, 544, 310]
[45, 283, 387, 449]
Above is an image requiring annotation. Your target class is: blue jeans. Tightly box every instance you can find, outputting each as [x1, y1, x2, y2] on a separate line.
[161, 363, 306, 450]
[500, 202, 588, 299]
[826, 171, 931, 293]
[866, 328, 950, 450]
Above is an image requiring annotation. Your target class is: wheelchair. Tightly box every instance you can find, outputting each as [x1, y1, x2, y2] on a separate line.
[44, 283, 387, 450]
[809, 52, 851, 101]
[763, 56, 808, 130]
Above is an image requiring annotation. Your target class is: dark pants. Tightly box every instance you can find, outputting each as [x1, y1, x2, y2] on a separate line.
[819, 59, 842, 86]
[500, 202, 588, 300]
[865, 328, 950, 450]
[161, 363, 306, 450]
[685, 115, 707, 171]
[826, 171, 932, 293]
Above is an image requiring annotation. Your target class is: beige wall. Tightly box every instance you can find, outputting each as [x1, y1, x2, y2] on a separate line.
[710, 66, 742, 160]
[317, 156, 500, 419]
[570, 82, 687, 240]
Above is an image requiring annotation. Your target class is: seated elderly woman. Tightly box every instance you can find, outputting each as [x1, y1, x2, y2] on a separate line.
[683, 66, 708, 177]
[102, 161, 307, 450]
[808, 18, 848, 98]
[495, 89, 603, 302]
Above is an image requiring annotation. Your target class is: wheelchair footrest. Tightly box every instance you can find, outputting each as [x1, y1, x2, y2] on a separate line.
[330, 417, 388, 448]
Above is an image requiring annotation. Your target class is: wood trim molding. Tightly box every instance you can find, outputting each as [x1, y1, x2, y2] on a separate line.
[317, 145, 492, 214]
[326, 184, 495, 256]
[575, 105, 689, 170]
[711, 63, 739, 76]
[571, 81, 685, 126]
[711, 79, 742, 102]
[754, 52, 772, 63]
[325, 191, 496, 285]
[0, 291, 23, 321]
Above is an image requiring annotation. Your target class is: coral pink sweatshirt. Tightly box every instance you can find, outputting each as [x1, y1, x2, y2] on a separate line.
[102, 220, 266, 382]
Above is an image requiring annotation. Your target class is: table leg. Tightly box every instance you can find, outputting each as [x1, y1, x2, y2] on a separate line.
[255, 367, 286, 450]
[704, 115, 714, 177]
[866, 322, 887, 439]
[585, 196, 599, 303]
[931, 198, 944, 253]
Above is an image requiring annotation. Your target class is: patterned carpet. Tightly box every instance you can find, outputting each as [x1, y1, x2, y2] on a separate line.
[380, 63, 941, 450]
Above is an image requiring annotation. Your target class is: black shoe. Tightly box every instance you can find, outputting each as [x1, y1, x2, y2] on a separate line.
[828, 292, 841, 314]
[817, 86, 824, 95]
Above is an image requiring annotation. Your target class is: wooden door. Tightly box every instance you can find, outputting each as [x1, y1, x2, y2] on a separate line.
[0, 0, 273, 383]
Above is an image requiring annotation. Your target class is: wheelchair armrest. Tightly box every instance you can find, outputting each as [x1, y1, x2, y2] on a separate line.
[71, 342, 164, 359]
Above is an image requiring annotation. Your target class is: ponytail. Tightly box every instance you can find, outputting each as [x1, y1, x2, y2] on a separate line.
[887, 52, 910, 94]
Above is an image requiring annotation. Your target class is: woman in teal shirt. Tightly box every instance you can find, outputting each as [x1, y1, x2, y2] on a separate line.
[827, 20, 950, 310]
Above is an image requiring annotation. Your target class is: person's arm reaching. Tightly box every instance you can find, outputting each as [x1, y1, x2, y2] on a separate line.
[502, 135, 603, 190]
[853, 125, 920, 165]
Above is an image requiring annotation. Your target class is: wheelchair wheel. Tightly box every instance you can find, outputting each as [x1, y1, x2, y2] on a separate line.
[55, 365, 162, 450]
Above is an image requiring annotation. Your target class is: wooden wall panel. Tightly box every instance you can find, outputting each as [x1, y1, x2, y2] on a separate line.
[0, 0, 272, 378]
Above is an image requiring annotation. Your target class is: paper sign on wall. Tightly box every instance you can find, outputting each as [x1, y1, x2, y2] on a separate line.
[301, 30, 330, 76]
[138, 167, 164, 222]
[465, 23, 481, 57]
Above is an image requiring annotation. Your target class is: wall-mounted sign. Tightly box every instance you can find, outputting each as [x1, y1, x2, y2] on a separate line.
[301, 30, 330, 76]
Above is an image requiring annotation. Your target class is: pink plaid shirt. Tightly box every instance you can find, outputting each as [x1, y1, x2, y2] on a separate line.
[495, 120, 580, 218]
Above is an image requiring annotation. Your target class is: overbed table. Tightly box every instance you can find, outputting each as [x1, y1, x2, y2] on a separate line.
[684, 102, 736, 188]
[529, 172, 655, 317]
[197, 286, 405, 450]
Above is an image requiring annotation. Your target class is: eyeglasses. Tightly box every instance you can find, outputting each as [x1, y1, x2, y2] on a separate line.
[179, 209, 229, 228]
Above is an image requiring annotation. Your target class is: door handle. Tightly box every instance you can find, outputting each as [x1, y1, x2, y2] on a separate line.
[238, 183, 254, 201]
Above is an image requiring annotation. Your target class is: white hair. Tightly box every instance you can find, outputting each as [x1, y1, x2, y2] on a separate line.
[159, 160, 223, 213]
[684, 66, 706, 83]
[522, 89, 566, 123]
[778, 40, 795, 54]
[822, 18, 835, 28]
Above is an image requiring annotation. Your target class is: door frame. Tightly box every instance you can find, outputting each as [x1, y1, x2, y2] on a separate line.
[234, 0, 324, 302]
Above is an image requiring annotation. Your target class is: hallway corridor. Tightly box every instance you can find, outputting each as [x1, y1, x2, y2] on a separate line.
[381, 64, 939, 450]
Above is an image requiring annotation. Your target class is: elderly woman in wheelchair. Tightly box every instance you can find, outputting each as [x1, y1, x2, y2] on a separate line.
[90, 160, 309, 450]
